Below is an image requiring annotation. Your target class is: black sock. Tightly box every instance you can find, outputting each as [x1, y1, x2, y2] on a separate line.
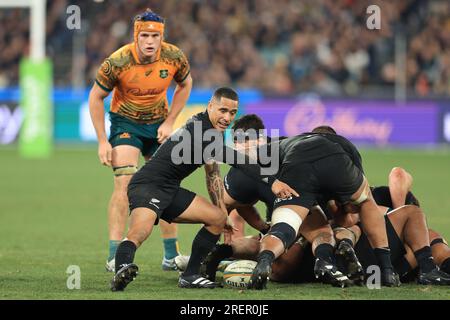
[257, 250, 275, 263]
[314, 243, 335, 264]
[183, 227, 220, 276]
[214, 244, 234, 259]
[115, 240, 137, 273]
[205, 244, 233, 280]
[207, 244, 233, 270]
[414, 246, 437, 274]
[373, 247, 394, 271]
[440, 257, 450, 274]
[338, 238, 354, 247]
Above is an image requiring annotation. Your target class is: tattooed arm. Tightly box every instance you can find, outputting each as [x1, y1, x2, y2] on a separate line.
[204, 160, 227, 213]
[205, 161, 236, 243]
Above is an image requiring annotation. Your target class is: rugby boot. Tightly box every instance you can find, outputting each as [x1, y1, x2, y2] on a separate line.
[178, 274, 218, 288]
[335, 240, 364, 284]
[110, 263, 139, 292]
[314, 258, 352, 288]
[248, 257, 272, 290]
[417, 268, 450, 285]
[381, 268, 401, 287]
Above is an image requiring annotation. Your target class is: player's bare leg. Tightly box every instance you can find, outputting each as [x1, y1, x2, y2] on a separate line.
[388, 208, 450, 284]
[248, 205, 309, 290]
[428, 229, 450, 273]
[172, 195, 227, 288]
[388, 206, 430, 253]
[353, 177, 401, 286]
[107, 145, 140, 271]
[388, 167, 413, 209]
[227, 209, 246, 241]
[111, 207, 158, 291]
[142, 153, 185, 271]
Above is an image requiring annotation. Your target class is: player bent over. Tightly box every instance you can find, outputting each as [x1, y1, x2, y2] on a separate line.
[246, 131, 400, 289]
[110, 88, 296, 291]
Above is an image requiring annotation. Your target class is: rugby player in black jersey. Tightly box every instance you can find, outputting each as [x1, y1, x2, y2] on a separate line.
[243, 127, 400, 289]
[109, 88, 297, 291]
[307, 129, 450, 285]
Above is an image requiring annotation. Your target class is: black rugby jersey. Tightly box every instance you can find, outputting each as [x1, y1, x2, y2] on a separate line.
[131, 111, 275, 186]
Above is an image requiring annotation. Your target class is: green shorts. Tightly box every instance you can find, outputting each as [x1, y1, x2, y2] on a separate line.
[108, 112, 162, 157]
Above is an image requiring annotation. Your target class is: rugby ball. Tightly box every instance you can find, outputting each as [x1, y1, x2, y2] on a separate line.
[223, 260, 257, 289]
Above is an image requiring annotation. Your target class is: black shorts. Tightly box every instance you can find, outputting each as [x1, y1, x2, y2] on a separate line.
[371, 186, 418, 208]
[354, 215, 408, 276]
[127, 182, 196, 224]
[273, 153, 364, 210]
[224, 167, 275, 221]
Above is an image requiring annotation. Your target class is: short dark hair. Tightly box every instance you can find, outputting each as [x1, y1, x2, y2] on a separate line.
[213, 87, 239, 103]
[232, 114, 265, 131]
[232, 114, 265, 142]
[312, 125, 337, 134]
[134, 8, 165, 23]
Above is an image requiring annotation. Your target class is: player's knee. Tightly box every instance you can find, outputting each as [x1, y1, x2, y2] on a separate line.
[267, 223, 297, 250]
[268, 208, 302, 249]
[208, 209, 227, 228]
[389, 167, 412, 185]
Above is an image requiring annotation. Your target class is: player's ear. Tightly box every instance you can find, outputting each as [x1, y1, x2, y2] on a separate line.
[207, 99, 213, 112]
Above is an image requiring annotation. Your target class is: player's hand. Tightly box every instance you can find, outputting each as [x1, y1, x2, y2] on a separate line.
[98, 140, 112, 167]
[157, 120, 174, 144]
[223, 215, 239, 244]
[271, 179, 299, 199]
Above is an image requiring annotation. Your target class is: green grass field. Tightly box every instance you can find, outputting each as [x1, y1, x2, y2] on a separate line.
[1, 146, 450, 300]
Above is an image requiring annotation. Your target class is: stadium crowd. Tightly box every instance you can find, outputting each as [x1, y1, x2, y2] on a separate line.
[0, 0, 449, 96]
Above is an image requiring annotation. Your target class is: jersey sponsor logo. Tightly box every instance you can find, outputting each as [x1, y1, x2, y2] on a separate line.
[119, 132, 131, 139]
[159, 69, 169, 79]
[126, 87, 165, 96]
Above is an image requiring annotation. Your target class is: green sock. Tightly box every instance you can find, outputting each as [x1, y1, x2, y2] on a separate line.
[108, 240, 121, 261]
[163, 238, 180, 260]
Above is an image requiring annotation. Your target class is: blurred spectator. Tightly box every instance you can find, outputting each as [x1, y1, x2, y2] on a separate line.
[0, 0, 449, 96]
